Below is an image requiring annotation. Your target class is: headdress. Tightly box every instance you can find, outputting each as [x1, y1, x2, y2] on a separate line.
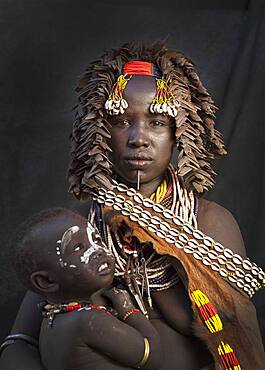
[104, 60, 180, 117]
[68, 42, 226, 199]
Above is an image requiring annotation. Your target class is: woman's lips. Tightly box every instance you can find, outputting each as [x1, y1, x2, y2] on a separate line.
[125, 158, 152, 168]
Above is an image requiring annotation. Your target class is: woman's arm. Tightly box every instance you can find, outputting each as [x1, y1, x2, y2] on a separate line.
[0, 340, 44, 370]
[0, 290, 45, 369]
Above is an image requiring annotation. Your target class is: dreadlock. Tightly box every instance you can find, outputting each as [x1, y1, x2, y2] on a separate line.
[68, 41, 226, 200]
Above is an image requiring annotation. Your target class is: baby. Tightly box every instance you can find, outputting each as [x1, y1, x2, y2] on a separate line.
[14, 207, 162, 370]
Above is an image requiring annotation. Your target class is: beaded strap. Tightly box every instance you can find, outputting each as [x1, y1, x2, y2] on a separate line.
[94, 182, 265, 298]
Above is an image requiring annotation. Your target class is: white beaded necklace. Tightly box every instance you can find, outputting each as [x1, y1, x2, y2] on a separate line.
[96, 165, 197, 315]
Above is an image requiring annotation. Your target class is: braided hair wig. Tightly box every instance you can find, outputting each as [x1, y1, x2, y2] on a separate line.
[68, 41, 226, 200]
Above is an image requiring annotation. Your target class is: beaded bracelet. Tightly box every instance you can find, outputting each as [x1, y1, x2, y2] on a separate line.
[0, 333, 38, 356]
[136, 337, 150, 368]
[122, 308, 141, 321]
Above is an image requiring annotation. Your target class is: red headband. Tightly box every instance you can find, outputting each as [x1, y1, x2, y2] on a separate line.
[124, 61, 161, 77]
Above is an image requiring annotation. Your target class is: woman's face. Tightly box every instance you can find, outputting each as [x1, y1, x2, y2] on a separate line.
[108, 75, 175, 196]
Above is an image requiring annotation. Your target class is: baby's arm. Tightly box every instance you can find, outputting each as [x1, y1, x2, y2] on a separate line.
[83, 288, 162, 370]
[104, 287, 162, 344]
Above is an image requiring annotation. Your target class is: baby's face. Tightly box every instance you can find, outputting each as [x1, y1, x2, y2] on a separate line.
[55, 222, 115, 297]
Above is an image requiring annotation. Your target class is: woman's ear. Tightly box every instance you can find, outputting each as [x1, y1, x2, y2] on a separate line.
[30, 270, 59, 294]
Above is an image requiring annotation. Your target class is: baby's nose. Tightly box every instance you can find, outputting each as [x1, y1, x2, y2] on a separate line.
[91, 248, 106, 259]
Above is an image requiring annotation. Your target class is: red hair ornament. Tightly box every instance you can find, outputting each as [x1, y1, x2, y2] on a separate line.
[104, 61, 180, 118]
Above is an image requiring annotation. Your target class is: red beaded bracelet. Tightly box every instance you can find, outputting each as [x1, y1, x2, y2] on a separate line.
[122, 308, 141, 321]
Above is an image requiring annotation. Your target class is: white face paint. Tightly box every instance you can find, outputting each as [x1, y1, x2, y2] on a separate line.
[56, 225, 80, 268]
[80, 222, 105, 265]
[60, 226, 80, 253]
[56, 222, 111, 268]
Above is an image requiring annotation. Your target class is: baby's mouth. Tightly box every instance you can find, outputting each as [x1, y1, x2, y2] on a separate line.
[97, 260, 112, 276]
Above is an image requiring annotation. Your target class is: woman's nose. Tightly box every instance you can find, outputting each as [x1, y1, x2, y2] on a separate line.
[128, 123, 150, 147]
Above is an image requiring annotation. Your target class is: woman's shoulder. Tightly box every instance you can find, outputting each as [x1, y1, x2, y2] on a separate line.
[197, 198, 246, 256]
[71, 197, 94, 218]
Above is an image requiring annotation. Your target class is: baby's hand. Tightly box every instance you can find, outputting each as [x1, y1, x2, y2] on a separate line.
[90, 289, 109, 306]
[103, 287, 135, 317]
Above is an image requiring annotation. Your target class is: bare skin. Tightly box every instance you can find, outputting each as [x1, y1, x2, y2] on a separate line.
[109, 75, 175, 197]
[11, 213, 162, 370]
[40, 308, 161, 370]
[0, 202, 246, 370]
[0, 76, 250, 370]
[40, 286, 162, 370]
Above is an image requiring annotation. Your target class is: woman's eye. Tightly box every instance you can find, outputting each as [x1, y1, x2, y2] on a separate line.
[112, 119, 131, 127]
[150, 120, 165, 127]
[120, 120, 130, 127]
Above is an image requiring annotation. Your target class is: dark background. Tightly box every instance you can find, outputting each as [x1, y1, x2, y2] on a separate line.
[0, 0, 264, 344]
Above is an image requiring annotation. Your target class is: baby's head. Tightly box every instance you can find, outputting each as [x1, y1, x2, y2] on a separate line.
[14, 208, 115, 303]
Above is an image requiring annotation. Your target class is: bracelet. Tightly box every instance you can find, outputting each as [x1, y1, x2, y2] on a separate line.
[0, 334, 38, 356]
[137, 337, 150, 368]
[122, 308, 140, 321]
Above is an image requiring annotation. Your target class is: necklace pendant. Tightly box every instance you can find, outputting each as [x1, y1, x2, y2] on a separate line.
[134, 293, 149, 319]
[147, 296, 153, 309]
[48, 313, 54, 327]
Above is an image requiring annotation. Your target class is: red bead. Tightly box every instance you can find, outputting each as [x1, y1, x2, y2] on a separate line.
[66, 303, 82, 312]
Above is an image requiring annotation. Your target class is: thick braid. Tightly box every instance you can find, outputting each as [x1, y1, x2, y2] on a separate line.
[69, 60, 115, 198]
[179, 53, 226, 156]
[159, 50, 226, 193]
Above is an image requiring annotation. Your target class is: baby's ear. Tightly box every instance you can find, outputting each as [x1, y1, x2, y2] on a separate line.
[30, 270, 59, 294]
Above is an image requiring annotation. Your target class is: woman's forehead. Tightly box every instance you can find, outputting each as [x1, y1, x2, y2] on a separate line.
[123, 75, 157, 103]
[121, 76, 158, 116]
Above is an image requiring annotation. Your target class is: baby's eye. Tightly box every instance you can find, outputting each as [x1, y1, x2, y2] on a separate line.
[93, 234, 102, 244]
[73, 243, 84, 252]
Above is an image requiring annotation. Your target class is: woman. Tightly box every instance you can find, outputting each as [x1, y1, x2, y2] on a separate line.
[1, 42, 264, 370]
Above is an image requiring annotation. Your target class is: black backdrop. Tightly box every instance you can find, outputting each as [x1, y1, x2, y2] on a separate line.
[0, 0, 264, 344]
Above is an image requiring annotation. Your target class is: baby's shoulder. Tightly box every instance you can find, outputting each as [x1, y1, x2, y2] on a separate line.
[42, 308, 112, 342]
[73, 307, 115, 329]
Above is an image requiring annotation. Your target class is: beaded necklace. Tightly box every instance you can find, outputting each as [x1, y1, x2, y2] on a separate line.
[100, 165, 198, 316]
[94, 167, 265, 301]
[92, 166, 265, 370]
[43, 302, 111, 327]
